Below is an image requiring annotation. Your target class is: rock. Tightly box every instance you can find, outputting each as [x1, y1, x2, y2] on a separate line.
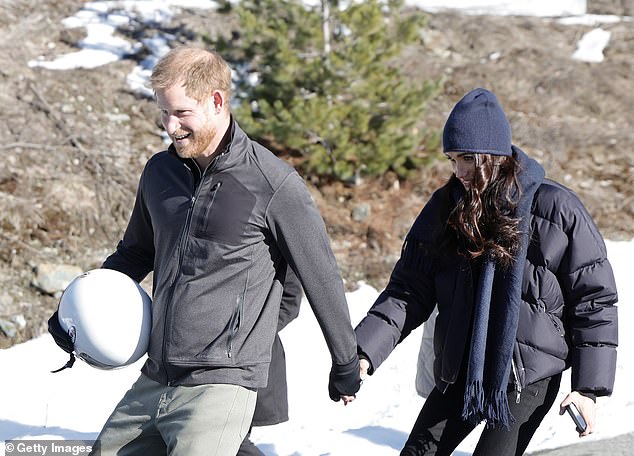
[0, 314, 27, 339]
[352, 203, 371, 222]
[12, 314, 27, 329]
[0, 319, 17, 338]
[32, 263, 83, 296]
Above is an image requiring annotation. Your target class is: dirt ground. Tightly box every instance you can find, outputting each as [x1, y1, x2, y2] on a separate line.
[0, 0, 632, 348]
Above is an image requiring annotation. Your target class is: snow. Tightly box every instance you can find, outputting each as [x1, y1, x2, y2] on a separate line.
[26, 0, 629, 95]
[572, 28, 612, 63]
[10, 0, 633, 454]
[410, 0, 586, 17]
[0, 239, 631, 455]
[557, 14, 633, 25]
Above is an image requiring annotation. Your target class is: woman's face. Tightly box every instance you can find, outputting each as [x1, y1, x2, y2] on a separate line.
[445, 151, 476, 190]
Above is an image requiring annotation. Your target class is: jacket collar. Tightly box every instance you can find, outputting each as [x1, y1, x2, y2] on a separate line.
[512, 145, 545, 205]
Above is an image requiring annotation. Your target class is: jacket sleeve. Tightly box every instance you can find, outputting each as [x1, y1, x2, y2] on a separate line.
[354, 215, 437, 374]
[101, 167, 155, 283]
[556, 191, 618, 396]
[265, 172, 357, 367]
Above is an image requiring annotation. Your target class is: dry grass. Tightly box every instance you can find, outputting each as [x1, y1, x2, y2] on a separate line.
[0, 0, 632, 347]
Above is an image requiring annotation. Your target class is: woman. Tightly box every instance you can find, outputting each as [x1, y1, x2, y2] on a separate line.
[354, 88, 618, 455]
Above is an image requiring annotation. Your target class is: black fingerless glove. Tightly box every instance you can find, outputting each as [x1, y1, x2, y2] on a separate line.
[328, 355, 361, 401]
[48, 310, 74, 354]
[48, 311, 76, 373]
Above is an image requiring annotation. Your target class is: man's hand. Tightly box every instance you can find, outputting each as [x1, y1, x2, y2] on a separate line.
[48, 311, 74, 354]
[340, 395, 355, 405]
[328, 356, 361, 404]
[560, 391, 596, 437]
[340, 358, 370, 405]
[337, 358, 373, 405]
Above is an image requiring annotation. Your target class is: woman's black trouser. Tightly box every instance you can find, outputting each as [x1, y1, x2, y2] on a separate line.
[401, 373, 562, 456]
[237, 430, 265, 456]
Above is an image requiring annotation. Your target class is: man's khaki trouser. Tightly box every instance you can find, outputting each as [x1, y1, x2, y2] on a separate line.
[90, 373, 257, 456]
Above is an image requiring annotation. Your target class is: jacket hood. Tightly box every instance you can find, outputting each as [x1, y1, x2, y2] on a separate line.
[513, 145, 545, 199]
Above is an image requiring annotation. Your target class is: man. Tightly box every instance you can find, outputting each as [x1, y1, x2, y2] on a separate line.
[48, 46, 360, 456]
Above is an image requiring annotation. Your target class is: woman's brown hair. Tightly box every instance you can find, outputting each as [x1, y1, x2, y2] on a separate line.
[447, 153, 522, 269]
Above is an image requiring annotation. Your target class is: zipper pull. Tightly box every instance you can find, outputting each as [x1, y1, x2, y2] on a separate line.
[512, 359, 522, 404]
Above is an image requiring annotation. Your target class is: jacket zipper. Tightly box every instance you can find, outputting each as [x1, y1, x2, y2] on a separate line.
[548, 313, 565, 337]
[226, 244, 252, 358]
[161, 160, 214, 385]
[512, 358, 522, 403]
[226, 294, 244, 358]
[197, 181, 222, 234]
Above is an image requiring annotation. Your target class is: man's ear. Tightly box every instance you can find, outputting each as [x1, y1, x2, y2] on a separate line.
[211, 90, 224, 114]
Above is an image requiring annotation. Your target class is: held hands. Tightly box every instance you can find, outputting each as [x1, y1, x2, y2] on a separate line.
[328, 355, 362, 405]
[339, 358, 372, 405]
[560, 391, 596, 437]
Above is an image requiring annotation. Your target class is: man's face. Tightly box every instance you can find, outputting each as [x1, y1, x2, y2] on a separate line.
[155, 83, 217, 160]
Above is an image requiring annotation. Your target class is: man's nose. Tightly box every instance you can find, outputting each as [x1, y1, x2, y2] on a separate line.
[165, 115, 180, 133]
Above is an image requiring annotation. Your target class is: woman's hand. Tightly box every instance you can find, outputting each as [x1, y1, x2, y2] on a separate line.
[560, 391, 596, 437]
[359, 358, 370, 380]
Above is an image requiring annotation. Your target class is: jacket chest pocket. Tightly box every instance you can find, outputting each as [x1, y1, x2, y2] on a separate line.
[196, 181, 222, 231]
[193, 175, 257, 244]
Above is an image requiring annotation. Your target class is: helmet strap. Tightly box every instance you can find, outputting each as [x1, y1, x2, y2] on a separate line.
[51, 352, 76, 373]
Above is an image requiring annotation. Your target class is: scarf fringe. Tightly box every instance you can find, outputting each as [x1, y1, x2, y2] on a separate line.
[461, 380, 485, 424]
[462, 381, 515, 431]
[483, 389, 515, 430]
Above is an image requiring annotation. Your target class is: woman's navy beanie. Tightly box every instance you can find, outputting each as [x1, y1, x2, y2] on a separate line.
[442, 88, 512, 156]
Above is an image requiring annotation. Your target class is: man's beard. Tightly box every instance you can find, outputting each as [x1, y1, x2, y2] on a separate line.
[173, 123, 216, 160]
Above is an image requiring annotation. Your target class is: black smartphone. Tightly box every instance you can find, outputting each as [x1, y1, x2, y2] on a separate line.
[565, 403, 587, 433]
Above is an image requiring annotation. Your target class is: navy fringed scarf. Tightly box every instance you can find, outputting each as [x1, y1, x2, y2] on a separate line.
[460, 146, 544, 430]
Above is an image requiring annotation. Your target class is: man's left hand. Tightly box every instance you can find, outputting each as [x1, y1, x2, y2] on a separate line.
[328, 356, 361, 403]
